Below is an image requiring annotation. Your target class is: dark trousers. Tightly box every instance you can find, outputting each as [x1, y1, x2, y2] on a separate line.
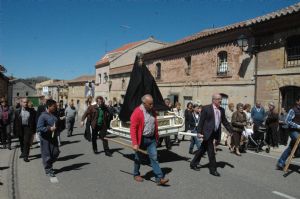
[0, 125, 11, 146]
[265, 125, 279, 147]
[158, 136, 171, 149]
[191, 135, 217, 172]
[279, 127, 289, 146]
[92, 126, 109, 152]
[19, 126, 32, 157]
[67, 118, 75, 136]
[232, 131, 242, 148]
[40, 135, 60, 171]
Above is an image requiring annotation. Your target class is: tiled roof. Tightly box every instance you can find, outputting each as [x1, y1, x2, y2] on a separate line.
[45, 80, 68, 87]
[68, 75, 95, 84]
[109, 64, 133, 76]
[95, 40, 145, 67]
[146, 2, 300, 53]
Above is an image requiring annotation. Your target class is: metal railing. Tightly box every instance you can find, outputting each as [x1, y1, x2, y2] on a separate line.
[217, 62, 229, 76]
[285, 46, 300, 68]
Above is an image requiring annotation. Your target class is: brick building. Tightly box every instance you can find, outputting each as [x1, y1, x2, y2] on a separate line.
[0, 65, 9, 99]
[253, 3, 300, 111]
[144, 3, 300, 111]
[67, 75, 95, 117]
[95, 37, 166, 104]
[44, 80, 69, 105]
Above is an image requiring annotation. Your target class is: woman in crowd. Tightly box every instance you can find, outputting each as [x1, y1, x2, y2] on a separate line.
[265, 102, 279, 148]
[188, 104, 202, 154]
[243, 104, 252, 124]
[173, 102, 184, 143]
[183, 102, 193, 141]
[231, 103, 247, 156]
[0, 97, 14, 150]
[279, 107, 288, 146]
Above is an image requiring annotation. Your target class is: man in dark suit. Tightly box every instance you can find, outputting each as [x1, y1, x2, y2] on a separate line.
[14, 97, 36, 162]
[190, 93, 232, 177]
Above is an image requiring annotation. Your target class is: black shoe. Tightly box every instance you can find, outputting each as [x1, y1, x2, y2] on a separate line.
[23, 157, 30, 162]
[105, 151, 112, 157]
[19, 154, 25, 159]
[93, 149, 98, 154]
[190, 164, 201, 171]
[189, 150, 193, 154]
[276, 163, 284, 171]
[67, 134, 71, 137]
[7, 145, 11, 150]
[209, 170, 220, 177]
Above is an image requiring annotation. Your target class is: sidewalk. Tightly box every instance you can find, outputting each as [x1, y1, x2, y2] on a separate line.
[0, 144, 14, 199]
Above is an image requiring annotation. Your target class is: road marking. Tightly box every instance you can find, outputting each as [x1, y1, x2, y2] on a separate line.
[50, 177, 59, 183]
[272, 191, 298, 199]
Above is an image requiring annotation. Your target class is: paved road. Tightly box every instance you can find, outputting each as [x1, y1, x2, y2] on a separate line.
[2, 124, 300, 199]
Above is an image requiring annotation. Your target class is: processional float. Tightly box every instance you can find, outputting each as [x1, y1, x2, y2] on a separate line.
[106, 53, 185, 151]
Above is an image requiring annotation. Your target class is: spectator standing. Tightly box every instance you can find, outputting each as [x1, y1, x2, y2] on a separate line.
[65, 101, 77, 137]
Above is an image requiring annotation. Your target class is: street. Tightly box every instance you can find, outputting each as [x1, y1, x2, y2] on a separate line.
[1, 124, 300, 199]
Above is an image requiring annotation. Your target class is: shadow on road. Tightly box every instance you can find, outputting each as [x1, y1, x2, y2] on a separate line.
[119, 167, 172, 186]
[60, 140, 81, 146]
[96, 148, 124, 155]
[200, 161, 235, 169]
[29, 154, 42, 160]
[117, 149, 190, 165]
[0, 166, 9, 170]
[158, 149, 190, 163]
[54, 162, 90, 174]
[283, 164, 300, 177]
[57, 153, 84, 162]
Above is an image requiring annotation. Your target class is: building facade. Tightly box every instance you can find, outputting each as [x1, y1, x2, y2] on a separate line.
[9, 79, 37, 107]
[44, 80, 69, 105]
[67, 75, 95, 117]
[95, 37, 166, 104]
[143, 3, 300, 111]
[253, 7, 300, 111]
[0, 72, 9, 99]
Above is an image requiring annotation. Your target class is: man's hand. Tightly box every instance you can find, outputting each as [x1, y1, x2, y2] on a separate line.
[80, 121, 84, 128]
[50, 126, 56, 132]
[197, 133, 204, 138]
[133, 145, 139, 152]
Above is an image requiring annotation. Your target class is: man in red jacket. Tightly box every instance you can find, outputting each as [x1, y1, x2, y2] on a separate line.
[130, 94, 169, 185]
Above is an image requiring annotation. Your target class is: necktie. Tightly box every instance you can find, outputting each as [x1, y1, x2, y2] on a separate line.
[215, 109, 220, 131]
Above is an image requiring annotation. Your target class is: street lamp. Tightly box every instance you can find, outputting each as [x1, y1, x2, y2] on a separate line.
[237, 34, 248, 51]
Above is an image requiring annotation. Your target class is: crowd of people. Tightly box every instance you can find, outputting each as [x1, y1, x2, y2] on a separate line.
[0, 93, 299, 183]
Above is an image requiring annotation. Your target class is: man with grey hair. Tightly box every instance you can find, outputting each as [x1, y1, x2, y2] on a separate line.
[190, 93, 232, 177]
[14, 97, 36, 162]
[130, 94, 169, 185]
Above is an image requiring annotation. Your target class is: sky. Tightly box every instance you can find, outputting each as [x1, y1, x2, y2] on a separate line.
[1, 0, 299, 80]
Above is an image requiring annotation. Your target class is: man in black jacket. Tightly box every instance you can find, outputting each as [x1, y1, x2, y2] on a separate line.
[14, 97, 36, 162]
[190, 93, 232, 177]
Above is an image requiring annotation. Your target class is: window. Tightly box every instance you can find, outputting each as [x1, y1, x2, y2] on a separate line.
[285, 35, 300, 68]
[217, 51, 228, 75]
[98, 74, 101, 84]
[220, 93, 228, 110]
[156, 63, 161, 79]
[185, 56, 191, 75]
[104, 72, 108, 83]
